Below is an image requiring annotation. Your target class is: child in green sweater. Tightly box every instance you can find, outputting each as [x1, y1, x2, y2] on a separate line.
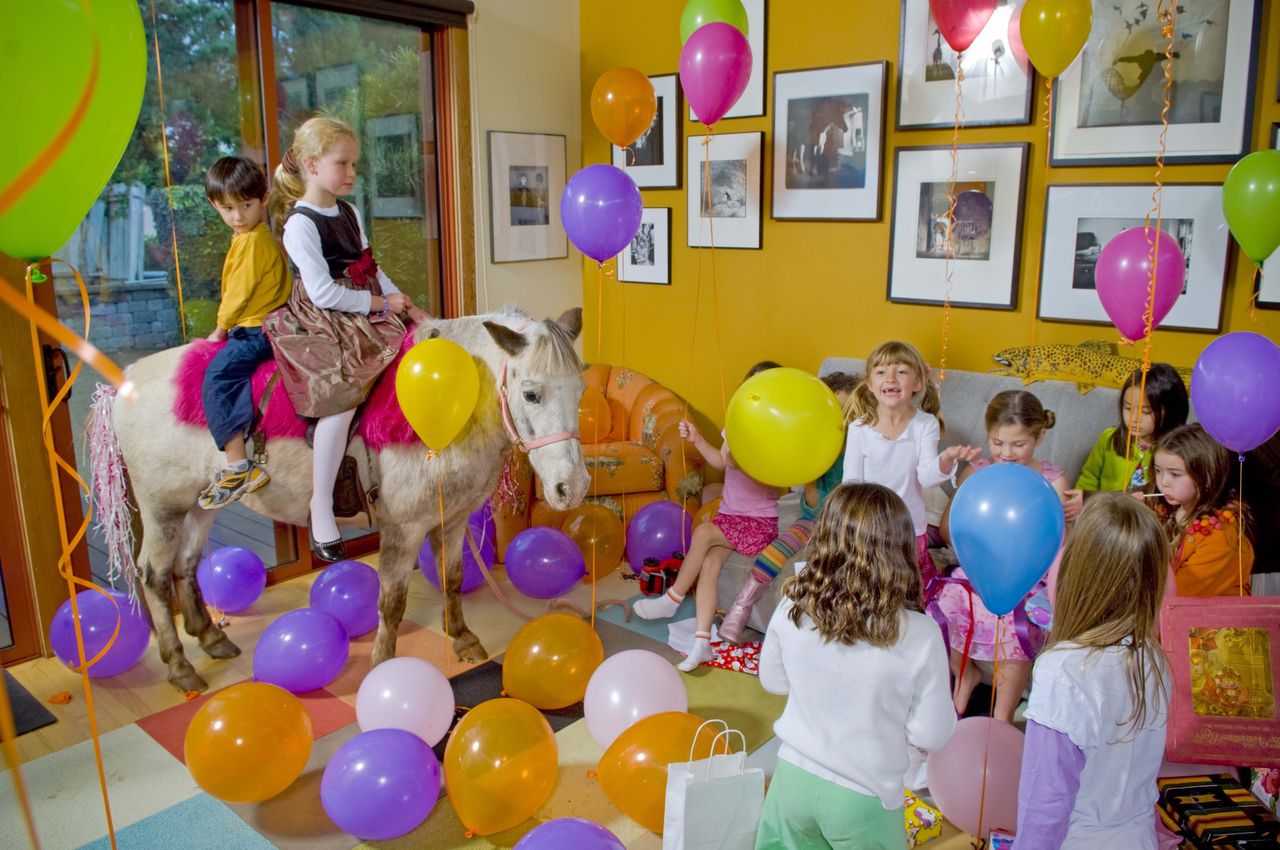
[1077, 364, 1188, 494]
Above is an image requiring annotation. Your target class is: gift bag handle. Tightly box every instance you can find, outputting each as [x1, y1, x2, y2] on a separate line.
[699, 728, 748, 782]
[687, 719, 730, 763]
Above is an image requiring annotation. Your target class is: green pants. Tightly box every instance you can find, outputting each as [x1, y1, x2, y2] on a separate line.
[754, 759, 907, 850]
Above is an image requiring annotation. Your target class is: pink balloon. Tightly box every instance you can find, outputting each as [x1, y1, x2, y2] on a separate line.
[930, 0, 999, 53]
[1007, 4, 1031, 74]
[583, 649, 687, 750]
[355, 657, 455, 747]
[679, 22, 752, 126]
[926, 717, 1023, 838]
[1095, 227, 1185, 342]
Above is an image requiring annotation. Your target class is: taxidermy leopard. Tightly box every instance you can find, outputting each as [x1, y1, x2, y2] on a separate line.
[992, 340, 1193, 394]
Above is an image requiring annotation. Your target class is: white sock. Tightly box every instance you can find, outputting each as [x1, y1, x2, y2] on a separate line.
[310, 409, 356, 543]
[632, 589, 683, 620]
[677, 633, 714, 672]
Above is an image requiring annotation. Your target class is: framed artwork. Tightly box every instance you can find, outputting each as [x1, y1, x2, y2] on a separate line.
[487, 131, 567, 263]
[690, 0, 766, 122]
[617, 208, 671, 284]
[771, 61, 887, 221]
[686, 132, 763, 249]
[1038, 184, 1230, 331]
[887, 143, 1029, 309]
[367, 115, 422, 218]
[1051, 0, 1261, 165]
[613, 74, 681, 188]
[896, 0, 1033, 129]
[1259, 126, 1280, 308]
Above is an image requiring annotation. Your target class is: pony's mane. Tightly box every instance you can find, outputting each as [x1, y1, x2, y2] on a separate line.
[530, 319, 583, 376]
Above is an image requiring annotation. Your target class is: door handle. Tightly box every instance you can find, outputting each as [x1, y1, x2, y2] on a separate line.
[41, 344, 71, 405]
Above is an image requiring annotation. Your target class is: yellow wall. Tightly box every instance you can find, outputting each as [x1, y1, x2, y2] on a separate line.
[579, 2, 1280, 424]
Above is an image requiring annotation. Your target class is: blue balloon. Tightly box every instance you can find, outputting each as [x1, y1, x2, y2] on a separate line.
[949, 463, 1065, 616]
[560, 164, 642, 264]
[515, 818, 625, 850]
[321, 728, 441, 840]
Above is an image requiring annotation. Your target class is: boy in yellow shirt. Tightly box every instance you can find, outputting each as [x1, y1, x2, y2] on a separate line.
[198, 156, 291, 509]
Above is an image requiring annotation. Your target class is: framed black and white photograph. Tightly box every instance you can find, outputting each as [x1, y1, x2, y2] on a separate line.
[1051, 0, 1260, 165]
[771, 61, 887, 221]
[367, 115, 422, 218]
[888, 143, 1028, 309]
[686, 132, 763, 249]
[1038, 184, 1230, 330]
[690, 0, 767, 122]
[487, 131, 567, 263]
[617, 208, 671, 284]
[1259, 128, 1280, 308]
[613, 74, 681, 188]
[897, 0, 1033, 129]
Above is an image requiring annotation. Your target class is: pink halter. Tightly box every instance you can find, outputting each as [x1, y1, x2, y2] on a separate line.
[496, 323, 579, 452]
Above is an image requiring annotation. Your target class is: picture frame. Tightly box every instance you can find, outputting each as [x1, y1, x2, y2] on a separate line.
[689, 0, 767, 122]
[1038, 184, 1230, 332]
[367, 114, 422, 218]
[617, 208, 671, 284]
[771, 61, 887, 221]
[887, 143, 1029, 309]
[896, 0, 1033, 129]
[613, 74, 681, 189]
[487, 131, 567, 263]
[687, 132, 763, 250]
[1258, 126, 1280, 308]
[1050, 0, 1261, 165]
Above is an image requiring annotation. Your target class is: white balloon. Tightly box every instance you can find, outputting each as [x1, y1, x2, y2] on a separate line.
[583, 649, 688, 751]
[355, 657, 455, 746]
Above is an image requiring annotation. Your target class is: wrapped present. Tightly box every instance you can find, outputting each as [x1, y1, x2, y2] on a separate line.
[903, 790, 943, 847]
[1157, 773, 1280, 849]
[1252, 768, 1279, 817]
[988, 830, 1015, 850]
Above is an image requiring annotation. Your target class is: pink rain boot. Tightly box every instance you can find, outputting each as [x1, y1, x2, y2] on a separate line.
[719, 576, 770, 644]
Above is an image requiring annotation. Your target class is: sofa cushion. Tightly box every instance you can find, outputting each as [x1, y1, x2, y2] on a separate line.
[535, 440, 664, 499]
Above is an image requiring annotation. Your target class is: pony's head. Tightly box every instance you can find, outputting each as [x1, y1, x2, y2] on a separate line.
[484, 308, 589, 511]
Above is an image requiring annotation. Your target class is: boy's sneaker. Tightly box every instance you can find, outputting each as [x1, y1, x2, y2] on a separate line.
[198, 462, 269, 510]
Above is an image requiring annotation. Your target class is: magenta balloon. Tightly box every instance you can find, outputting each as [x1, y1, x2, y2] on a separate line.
[624, 501, 693, 573]
[321, 728, 440, 840]
[679, 21, 752, 125]
[419, 503, 495, 594]
[1094, 227, 1185, 341]
[560, 164, 642, 264]
[1190, 332, 1280, 454]
[196, 546, 266, 613]
[926, 718, 1024, 837]
[584, 649, 688, 750]
[505, 526, 586, 598]
[252, 608, 350, 693]
[309, 560, 380, 638]
[49, 588, 150, 677]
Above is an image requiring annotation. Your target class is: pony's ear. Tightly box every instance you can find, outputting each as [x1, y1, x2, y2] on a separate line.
[555, 307, 583, 341]
[484, 321, 528, 356]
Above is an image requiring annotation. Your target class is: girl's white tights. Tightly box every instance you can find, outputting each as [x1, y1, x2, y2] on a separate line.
[310, 408, 356, 544]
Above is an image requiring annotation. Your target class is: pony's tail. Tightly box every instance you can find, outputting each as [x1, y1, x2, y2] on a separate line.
[89, 383, 137, 597]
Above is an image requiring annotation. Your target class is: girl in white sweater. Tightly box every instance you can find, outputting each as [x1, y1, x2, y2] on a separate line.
[756, 482, 956, 850]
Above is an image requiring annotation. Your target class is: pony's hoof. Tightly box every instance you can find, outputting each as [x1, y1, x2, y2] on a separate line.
[201, 633, 241, 660]
[169, 667, 209, 694]
[453, 632, 488, 664]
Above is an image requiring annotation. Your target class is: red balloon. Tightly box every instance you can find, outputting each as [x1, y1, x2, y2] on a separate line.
[929, 0, 998, 54]
[1006, 4, 1030, 74]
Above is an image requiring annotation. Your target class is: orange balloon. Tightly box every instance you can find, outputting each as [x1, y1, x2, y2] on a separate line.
[598, 711, 714, 834]
[693, 497, 721, 528]
[502, 614, 604, 709]
[563, 504, 625, 580]
[590, 67, 657, 148]
[184, 682, 313, 804]
[444, 698, 559, 835]
[578, 389, 612, 444]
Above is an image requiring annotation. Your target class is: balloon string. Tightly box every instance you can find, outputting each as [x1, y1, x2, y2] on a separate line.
[1027, 78, 1052, 378]
[434, 459, 452, 675]
[1238, 458, 1245, 597]
[0, 644, 39, 849]
[1248, 266, 1260, 322]
[1042, 77, 1052, 174]
[701, 131, 727, 417]
[596, 263, 603, 364]
[939, 53, 965, 384]
[0, 0, 99, 220]
[149, 0, 188, 343]
[974, 620, 1001, 842]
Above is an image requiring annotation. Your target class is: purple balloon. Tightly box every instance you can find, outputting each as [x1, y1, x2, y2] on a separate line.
[196, 546, 266, 613]
[1095, 227, 1185, 342]
[252, 608, 349, 693]
[321, 728, 440, 841]
[505, 526, 586, 598]
[560, 164, 642, 264]
[309, 561, 380, 638]
[49, 588, 150, 677]
[515, 818, 625, 850]
[680, 21, 752, 125]
[1190, 332, 1280, 454]
[419, 502, 496, 594]
[624, 501, 693, 574]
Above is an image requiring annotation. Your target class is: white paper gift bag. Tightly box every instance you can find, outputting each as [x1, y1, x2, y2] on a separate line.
[663, 721, 765, 850]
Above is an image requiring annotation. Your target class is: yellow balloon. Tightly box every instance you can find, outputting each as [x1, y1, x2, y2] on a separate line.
[598, 711, 714, 834]
[503, 614, 605, 709]
[1019, 0, 1092, 79]
[444, 698, 559, 835]
[184, 682, 313, 804]
[395, 338, 480, 452]
[724, 367, 846, 488]
[590, 67, 657, 149]
[562, 504, 625, 580]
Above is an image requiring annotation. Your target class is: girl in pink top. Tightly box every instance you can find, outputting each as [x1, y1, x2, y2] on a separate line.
[634, 361, 785, 671]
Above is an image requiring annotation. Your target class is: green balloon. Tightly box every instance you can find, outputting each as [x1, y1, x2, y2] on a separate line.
[0, 0, 147, 262]
[679, 0, 749, 44]
[1222, 149, 1280, 266]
